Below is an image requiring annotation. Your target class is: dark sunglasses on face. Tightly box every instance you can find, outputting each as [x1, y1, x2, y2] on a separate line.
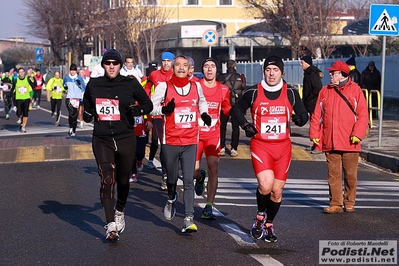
[103, 61, 120, 66]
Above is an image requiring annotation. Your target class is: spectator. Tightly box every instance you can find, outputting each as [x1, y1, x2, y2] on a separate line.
[310, 60, 368, 214]
[360, 61, 381, 118]
[216, 60, 246, 157]
[300, 55, 323, 153]
[345, 57, 361, 85]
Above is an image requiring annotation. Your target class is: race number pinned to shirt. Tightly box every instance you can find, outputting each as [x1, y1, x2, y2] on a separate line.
[18, 86, 27, 94]
[69, 98, 80, 109]
[198, 113, 217, 132]
[174, 106, 196, 128]
[260, 117, 286, 140]
[96, 98, 120, 121]
[2, 84, 10, 92]
[134, 116, 144, 127]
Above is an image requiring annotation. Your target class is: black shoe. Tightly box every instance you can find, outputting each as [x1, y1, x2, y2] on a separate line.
[250, 214, 265, 239]
[264, 224, 277, 243]
[195, 170, 206, 196]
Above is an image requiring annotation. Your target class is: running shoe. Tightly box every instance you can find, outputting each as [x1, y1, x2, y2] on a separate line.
[164, 192, 178, 220]
[129, 173, 138, 183]
[68, 128, 73, 136]
[51, 113, 55, 118]
[195, 170, 206, 196]
[264, 224, 277, 243]
[114, 210, 125, 233]
[147, 160, 156, 169]
[104, 222, 119, 241]
[5, 114, 9, 120]
[55, 121, 59, 127]
[36, 105, 40, 110]
[71, 132, 76, 137]
[250, 213, 265, 239]
[16, 118, 21, 124]
[161, 173, 167, 190]
[219, 147, 225, 156]
[230, 149, 238, 157]
[201, 204, 216, 220]
[182, 216, 198, 233]
[136, 161, 143, 172]
[21, 127, 26, 133]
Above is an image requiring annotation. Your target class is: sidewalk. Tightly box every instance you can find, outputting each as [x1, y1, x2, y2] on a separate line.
[290, 108, 399, 173]
[1, 110, 398, 173]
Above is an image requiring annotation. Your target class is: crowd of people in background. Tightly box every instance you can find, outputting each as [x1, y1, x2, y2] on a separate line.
[0, 52, 372, 243]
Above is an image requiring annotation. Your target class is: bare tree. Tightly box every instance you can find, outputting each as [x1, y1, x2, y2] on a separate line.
[26, 0, 98, 66]
[240, 0, 344, 59]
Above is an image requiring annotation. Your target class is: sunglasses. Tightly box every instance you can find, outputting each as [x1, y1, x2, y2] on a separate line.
[103, 61, 120, 66]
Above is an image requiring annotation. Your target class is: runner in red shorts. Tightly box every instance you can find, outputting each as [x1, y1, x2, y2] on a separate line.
[230, 55, 308, 242]
[193, 58, 231, 219]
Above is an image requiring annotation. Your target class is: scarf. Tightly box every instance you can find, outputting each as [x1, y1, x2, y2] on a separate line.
[170, 74, 189, 88]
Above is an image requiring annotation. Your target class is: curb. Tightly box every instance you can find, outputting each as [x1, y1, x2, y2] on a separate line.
[360, 150, 399, 173]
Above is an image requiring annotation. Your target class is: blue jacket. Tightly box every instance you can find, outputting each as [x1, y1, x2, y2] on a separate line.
[64, 74, 85, 99]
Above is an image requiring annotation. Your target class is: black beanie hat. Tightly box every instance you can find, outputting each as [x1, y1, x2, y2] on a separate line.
[301, 55, 313, 66]
[346, 57, 356, 66]
[201, 57, 218, 73]
[263, 55, 284, 73]
[101, 48, 123, 68]
[70, 63, 77, 71]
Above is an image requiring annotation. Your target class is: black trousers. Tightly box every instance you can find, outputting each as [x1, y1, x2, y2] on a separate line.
[92, 135, 136, 224]
[220, 111, 240, 150]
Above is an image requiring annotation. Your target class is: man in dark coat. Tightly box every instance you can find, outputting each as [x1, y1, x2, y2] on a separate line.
[361, 61, 381, 118]
[346, 57, 361, 85]
[300, 55, 323, 153]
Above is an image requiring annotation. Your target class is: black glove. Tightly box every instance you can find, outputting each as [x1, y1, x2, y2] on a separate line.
[201, 113, 212, 126]
[76, 79, 81, 86]
[291, 114, 302, 125]
[243, 123, 258, 138]
[161, 98, 175, 114]
[128, 103, 143, 117]
[83, 110, 94, 123]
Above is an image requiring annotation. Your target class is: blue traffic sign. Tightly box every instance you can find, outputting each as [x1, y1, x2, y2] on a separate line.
[202, 29, 218, 46]
[369, 4, 399, 36]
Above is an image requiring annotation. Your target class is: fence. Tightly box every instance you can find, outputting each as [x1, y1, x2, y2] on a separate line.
[236, 55, 399, 100]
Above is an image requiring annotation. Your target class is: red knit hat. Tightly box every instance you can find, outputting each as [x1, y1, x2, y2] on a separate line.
[327, 60, 350, 75]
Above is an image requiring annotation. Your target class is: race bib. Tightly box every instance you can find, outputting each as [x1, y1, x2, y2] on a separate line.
[134, 116, 144, 127]
[54, 86, 62, 93]
[198, 113, 218, 132]
[95, 98, 120, 121]
[174, 107, 196, 128]
[18, 86, 27, 94]
[70, 98, 80, 108]
[260, 118, 286, 140]
[2, 84, 10, 92]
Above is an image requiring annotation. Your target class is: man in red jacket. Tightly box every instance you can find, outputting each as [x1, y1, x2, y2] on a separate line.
[310, 60, 368, 214]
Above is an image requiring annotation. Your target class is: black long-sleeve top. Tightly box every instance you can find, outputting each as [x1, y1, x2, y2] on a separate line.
[230, 82, 309, 128]
[84, 74, 153, 141]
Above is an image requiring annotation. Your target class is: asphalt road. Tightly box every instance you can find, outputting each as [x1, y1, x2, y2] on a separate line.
[1, 156, 398, 266]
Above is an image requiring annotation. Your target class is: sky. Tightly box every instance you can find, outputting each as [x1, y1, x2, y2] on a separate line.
[0, 0, 39, 42]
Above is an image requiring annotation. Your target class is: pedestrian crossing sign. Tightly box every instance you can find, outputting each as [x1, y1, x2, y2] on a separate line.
[369, 4, 399, 36]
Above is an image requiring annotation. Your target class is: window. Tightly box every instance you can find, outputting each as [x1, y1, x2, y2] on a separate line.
[141, 0, 157, 5]
[219, 0, 232, 5]
[187, 0, 199, 5]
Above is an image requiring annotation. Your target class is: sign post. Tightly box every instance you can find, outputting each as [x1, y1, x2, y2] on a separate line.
[202, 29, 218, 57]
[369, 4, 399, 147]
